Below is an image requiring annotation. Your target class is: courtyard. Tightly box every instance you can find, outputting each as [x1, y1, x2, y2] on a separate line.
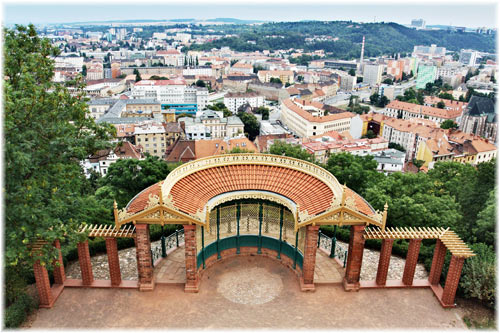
[27, 255, 466, 329]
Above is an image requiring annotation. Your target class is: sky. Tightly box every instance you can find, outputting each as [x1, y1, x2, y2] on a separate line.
[2, 1, 498, 29]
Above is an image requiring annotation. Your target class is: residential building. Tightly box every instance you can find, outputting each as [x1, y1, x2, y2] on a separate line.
[367, 149, 406, 174]
[82, 141, 143, 177]
[134, 123, 168, 158]
[224, 91, 265, 113]
[386, 59, 405, 81]
[257, 70, 295, 84]
[363, 64, 383, 86]
[178, 110, 244, 139]
[165, 137, 258, 162]
[157, 49, 185, 66]
[131, 78, 208, 111]
[383, 100, 461, 125]
[281, 98, 355, 137]
[339, 75, 356, 91]
[229, 62, 254, 75]
[416, 64, 437, 89]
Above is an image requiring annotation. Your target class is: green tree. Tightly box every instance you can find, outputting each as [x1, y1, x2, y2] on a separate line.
[348, 68, 356, 76]
[269, 77, 283, 85]
[362, 130, 376, 139]
[4, 24, 114, 313]
[376, 95, 390, 108]
[472, 189, 496, 245]
[325, 153, 381, 195]
[237, 111, 260, 141]
[440, 119, 459, 129]
[133, 68, 141, 82]
[382, 78, 393, 85]
[388, 142, 405, 152]
[255, 106, 270, 120]
[369, 93, 379, 105]
[436, 101, 446, 109]
[82, 64, 87, 77]
[438, 92, 455, 100]
[195, 79, 206, 87]
[267, 141, 314, 162]
[98, 155, 171, 207]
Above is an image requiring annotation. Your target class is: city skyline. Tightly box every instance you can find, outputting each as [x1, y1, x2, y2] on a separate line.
[3, 3, 498, 29]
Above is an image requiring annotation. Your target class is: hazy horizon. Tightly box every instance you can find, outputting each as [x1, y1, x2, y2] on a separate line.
[3, 4, 497, 29]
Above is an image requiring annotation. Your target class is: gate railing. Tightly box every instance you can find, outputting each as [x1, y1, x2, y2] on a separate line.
[151, 228, 185, 267]
[317, 230, 348, 268]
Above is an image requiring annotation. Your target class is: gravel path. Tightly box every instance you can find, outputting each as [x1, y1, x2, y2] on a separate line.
[65, 239, 428, 282]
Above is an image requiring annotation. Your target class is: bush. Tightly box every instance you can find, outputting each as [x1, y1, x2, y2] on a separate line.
[4, 293, 35, 328]
[460, 243, 496, 308]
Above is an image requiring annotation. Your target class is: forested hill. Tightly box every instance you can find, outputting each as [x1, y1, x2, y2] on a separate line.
[188, 21, 496, 59]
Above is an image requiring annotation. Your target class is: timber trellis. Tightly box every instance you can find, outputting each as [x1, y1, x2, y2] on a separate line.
[31, 153, 475, 309]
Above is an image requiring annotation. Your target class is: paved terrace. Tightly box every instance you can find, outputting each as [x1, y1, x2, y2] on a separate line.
[30, 255, 465, 329]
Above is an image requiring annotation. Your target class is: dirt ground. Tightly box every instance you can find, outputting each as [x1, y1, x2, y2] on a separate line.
[24, 255, 473, 330]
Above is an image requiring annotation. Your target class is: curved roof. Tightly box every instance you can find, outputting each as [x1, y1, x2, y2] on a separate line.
[125, 154, 376, 221]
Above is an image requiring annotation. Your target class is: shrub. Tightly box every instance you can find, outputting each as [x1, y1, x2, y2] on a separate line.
[460, 243, 496, 308]
[4, 293, 35, 328]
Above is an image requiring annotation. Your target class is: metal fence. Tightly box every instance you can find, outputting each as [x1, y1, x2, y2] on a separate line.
[317, 230, 348, 268]
[151, 228, 185, 267]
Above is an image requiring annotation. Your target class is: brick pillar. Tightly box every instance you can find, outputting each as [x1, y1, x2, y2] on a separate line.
[184, 224, 199, 293]
[52, 240, 66, 285]
[105, 238, 122, 287]
[34, 260, 54, 308]
[441, 255, 465, 307]
[376, 239, 394, 286]
[428, 239, 447, 285]
[402, 239, 422, 286]
[301, 225, 319, 290]
[135, 224, 154, 291]
[77, 240, 94, 286]
[343, 225, 365, 291]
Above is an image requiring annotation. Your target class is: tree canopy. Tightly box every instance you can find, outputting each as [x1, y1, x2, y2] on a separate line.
[4, 24, 115, 267]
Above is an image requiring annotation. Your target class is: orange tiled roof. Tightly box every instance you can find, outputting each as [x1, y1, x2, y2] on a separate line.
[387, 100, 461, 119]
[283, 98, 355, 123]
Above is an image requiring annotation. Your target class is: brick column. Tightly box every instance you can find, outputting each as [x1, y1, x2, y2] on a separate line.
[402, 239, 422, 286]
[301, 225, 319, 290]
[34, 260, 54, 308]
[135, 224, 154, 291]
[77, 240, 94, 286]
[376, 239, 394, 286]
[428, 239, 447, 285]
[343, 225, 365, 291]
[52, 240, 66, 285]
[441, 255, 465, 307]
[105, 238, 122, 287]
[184, 224, 199, 293]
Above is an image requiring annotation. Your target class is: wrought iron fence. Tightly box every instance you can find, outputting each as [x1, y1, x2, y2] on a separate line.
[150, 228, 185, 267]
[317, 230, 348, 268]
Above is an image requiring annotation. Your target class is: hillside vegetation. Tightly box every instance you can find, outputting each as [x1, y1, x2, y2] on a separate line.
[188, 21, 496, 59]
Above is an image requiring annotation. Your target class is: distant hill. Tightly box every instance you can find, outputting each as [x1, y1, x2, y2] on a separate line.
[188, 21, 496, 59]
[204, 18, 266, 24]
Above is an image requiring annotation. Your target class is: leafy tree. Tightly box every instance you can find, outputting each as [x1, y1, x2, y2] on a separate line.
[297, 75, 304, 82]
[382, 78, 393, 85]
[195, 79, 206, 87]
[325, 153, 382, 195]
[362, 130, 377, 139]
[255, 106, 270, 120]
[133, 68, 141, 82]
[412, 159, 425, 170]
[472, 189, 496, 245]
[4, 23, 114, 302]
[388, 142, 406, 152]
[269, 77, 283, 85]
[150, 75, 169, 80]
[377, 95, 390, 108]
[237, 111, 260, 141]
[440, 119, 459, 129]
[436, 101, 446, 109]
[348, 68, 356, 76]
[82, 64, 87, 77]
[267, 141, 314, 162]
[438, 92, 454, 100]
[226, 147, 255, 154]
[98, 156, 171, 207]
[369, 93, 379, 105]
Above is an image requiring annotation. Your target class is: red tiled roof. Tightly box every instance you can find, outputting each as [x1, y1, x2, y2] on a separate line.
[126, 164, 377, 218]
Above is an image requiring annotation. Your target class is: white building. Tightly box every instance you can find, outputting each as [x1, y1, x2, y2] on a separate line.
[459, 49, 480, 66]
[281, 98, 355, 137]
[367, 149, 406, 174]
[224, 92, 265, 113]
[131, 78, 208, 110]
[182, 66, 213, 77]
[363, 64, 383, 86]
